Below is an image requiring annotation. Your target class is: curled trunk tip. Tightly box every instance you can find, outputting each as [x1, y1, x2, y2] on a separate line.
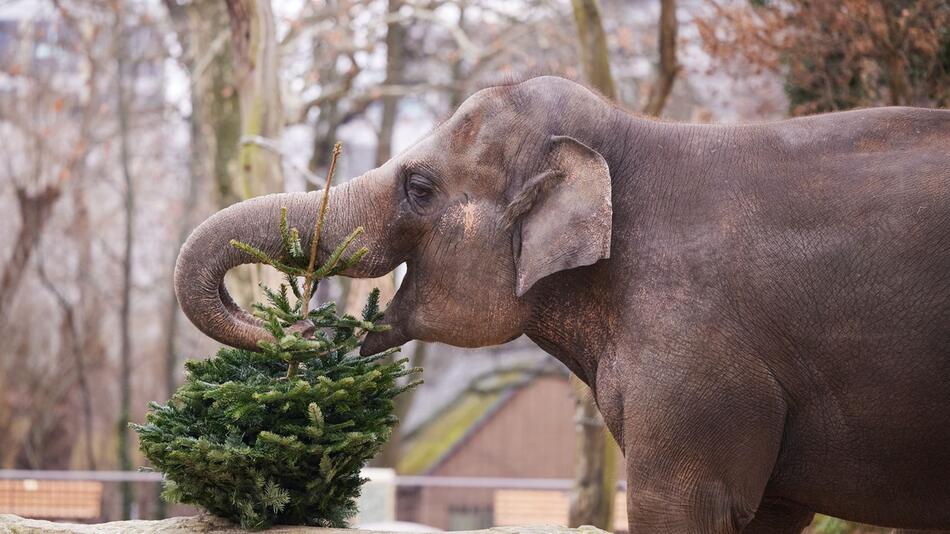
[174, 192, 320, 351]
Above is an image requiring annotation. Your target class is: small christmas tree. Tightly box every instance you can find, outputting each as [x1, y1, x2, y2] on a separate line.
[132, 144, 420, 530]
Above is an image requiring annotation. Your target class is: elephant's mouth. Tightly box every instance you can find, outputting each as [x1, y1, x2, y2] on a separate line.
[361, 273, 416, 356]
[361, 322, 411, 356]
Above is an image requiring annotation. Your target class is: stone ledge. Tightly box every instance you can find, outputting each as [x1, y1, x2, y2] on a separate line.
[0, 514, 609, 534]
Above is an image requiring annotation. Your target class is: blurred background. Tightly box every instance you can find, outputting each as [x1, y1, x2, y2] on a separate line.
[0, 0, 946, 532]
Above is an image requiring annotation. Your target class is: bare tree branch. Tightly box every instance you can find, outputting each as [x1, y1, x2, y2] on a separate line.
[191, 30, 230, 86]
[298, 82, 457, 124]
[0, 185, 62, 332]
[240, 135, 326, 188]
[36, 257, 96, 470]
[385, 7, 479, 62]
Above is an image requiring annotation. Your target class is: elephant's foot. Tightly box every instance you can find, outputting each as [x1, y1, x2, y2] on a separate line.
[624, 486, 758, 533]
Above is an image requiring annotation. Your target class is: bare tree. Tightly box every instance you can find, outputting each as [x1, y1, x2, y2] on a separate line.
[112, 1, 136, 518]
[0, 185, 61, 330]
[0, 0, 107, 468]
[572, 0, 617, 101]
[568, 2, 620, 529]
[697, 0, 947, 115]
[0, 1, 101, 331]
[37, 242, 97, 470]
[642, 0, 679, 116]
[226, 0, 283, 196]
[225, 0, 285, 305]
[376, 0, 406, 167]
[161, 0, 221, 399]
[568, 1, 680, 528]
[164, 0, 241, 208]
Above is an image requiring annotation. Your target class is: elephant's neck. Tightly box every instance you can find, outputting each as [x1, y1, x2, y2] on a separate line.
[524, 263, 615, 389]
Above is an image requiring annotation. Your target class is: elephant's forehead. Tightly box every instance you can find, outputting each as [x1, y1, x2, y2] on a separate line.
[449, 107, 485, 151]
[444, 87, 528, 143]
[430, 112, 517, 168]
[406, 87, 541, 196]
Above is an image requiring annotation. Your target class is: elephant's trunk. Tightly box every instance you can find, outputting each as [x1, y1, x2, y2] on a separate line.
[174, 174, 397, 351]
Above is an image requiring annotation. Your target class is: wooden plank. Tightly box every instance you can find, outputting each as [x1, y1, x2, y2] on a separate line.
[494, 489, 569, 526]
[494, 489, 629, 532]
[0, 480, 102, 520]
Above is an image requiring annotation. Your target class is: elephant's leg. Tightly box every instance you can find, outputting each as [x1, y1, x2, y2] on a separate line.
[742, 498, 813, 534]
[623, 445, 786, 534]
[625, 481, 759, 534]
[618, 348, 789, 534]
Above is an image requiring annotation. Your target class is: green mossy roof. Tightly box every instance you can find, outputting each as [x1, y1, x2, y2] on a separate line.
[397, 369, 551, 475]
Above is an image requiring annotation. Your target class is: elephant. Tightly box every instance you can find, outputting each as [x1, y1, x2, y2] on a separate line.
[174, 76, 950, 533]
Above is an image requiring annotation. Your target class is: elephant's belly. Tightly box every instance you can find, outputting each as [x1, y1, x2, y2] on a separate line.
[766, 388, 950, 529]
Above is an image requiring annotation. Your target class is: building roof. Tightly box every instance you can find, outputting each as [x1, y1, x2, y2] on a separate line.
[398, 365, 566, 475]
[400, 339, 552, 434]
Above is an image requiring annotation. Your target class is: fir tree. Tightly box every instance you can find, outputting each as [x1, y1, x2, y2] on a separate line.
[132, 144, 421, 530]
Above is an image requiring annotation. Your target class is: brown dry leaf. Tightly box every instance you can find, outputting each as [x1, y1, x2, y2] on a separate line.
[697, 0, 949, 114]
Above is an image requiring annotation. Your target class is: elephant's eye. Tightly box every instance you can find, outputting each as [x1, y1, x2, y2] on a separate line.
[406, 173, 435, 207]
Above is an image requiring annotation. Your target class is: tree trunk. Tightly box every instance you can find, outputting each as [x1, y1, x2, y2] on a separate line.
[308, 109, 339, 182]
[160, 0, 216, 397]
[307, 65, 341, 183]
[165, 0, 242, 208]
[376, 0, 405, 167]
[568, 377, 620, 529]
[0, 186, 61, 334]
[568, 1, 619, 529]
[642, 0, 679, 117]
[449, 4, 468, 109]
[163, 84, 206, 402]
[225, 0, 285, 306]
[567, 373, 618, 529]
[68, 184, 98, 472]
[878, 0, 908, 106]
[571, 0, 616, 100]
[365, 0, 413, 469]
[113, 7, 136, 519]
[225, 0, 283, 196]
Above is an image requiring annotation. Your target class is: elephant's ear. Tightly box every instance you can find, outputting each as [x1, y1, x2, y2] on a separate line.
[508, 135, 612, 297]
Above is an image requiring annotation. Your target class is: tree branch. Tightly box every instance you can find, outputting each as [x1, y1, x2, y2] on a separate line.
[239, 134, 326, 189]
[384, 7, 479, 62]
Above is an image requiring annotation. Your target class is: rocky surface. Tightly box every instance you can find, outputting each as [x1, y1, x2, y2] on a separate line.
[0, 514, 609, 534]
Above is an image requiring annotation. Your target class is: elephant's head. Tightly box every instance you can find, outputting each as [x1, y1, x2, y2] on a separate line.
[175, 76, 613, 356]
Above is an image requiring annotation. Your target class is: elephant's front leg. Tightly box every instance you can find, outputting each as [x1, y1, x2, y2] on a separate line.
[618, 348, 789, 533]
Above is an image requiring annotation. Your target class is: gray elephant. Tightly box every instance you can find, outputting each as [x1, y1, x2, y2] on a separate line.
[175, 76, 950, 533]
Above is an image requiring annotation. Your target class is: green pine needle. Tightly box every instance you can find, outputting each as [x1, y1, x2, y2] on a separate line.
[134, 204, 421, 530]
[315, 227, 365, 278]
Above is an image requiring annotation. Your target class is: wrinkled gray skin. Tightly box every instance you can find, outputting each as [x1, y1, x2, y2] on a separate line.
[175, 76, 950, 533]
